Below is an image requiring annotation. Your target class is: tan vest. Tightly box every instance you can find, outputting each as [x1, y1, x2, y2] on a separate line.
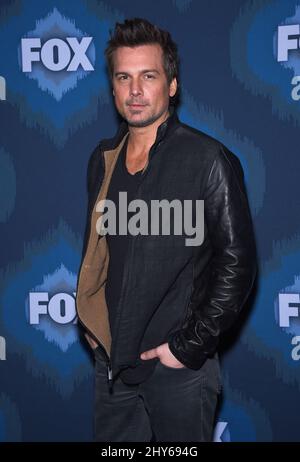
[75, 133, 131, 359]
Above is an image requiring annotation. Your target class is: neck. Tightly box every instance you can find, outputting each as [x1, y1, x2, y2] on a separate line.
[127, 108, 170, 153]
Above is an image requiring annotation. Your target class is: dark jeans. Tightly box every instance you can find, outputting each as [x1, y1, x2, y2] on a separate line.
[94, 347, 222, 442]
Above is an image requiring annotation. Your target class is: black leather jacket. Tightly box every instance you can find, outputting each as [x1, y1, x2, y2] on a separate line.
[76, 106, 257, 389]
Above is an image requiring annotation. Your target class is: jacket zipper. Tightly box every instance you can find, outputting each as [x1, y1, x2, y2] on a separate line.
[98, 148, 114, 392]
[77, 317, 113, 392]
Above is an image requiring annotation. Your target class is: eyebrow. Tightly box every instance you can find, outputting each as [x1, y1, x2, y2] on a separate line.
[114, 69, 160, 77]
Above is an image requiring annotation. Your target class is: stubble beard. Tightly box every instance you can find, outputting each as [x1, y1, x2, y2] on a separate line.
[123, 104, 168, 128]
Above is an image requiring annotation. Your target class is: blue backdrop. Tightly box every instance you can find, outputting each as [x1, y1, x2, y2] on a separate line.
[0, 0, 299, 442]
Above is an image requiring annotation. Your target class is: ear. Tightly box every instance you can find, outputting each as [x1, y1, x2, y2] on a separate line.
[112, 89, 115, 96]
[169, 77, 177, 98]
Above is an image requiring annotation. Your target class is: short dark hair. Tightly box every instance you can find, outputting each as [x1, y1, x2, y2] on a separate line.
[104, 17, 180, 106]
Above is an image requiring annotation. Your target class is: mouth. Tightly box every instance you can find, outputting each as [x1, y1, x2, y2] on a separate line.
[128, 104, 146, 107]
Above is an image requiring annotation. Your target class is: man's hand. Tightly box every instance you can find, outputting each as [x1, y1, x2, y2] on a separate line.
[140, 342, 186, 369]
[84, 332, 98, 350]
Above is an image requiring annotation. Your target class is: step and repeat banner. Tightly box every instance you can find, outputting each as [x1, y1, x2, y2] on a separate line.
[0, 0, 299, 442]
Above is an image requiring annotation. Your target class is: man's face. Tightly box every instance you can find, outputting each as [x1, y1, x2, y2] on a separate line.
[111, 44, 177, 127]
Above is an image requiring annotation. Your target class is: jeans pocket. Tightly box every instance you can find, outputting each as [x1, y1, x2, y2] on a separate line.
[158, 360, 189, 371]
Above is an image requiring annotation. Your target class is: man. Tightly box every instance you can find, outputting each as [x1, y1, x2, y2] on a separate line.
[75, 18, 257, 442]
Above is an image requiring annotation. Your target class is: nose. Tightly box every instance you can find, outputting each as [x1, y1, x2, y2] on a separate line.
[129, 77, 143, 97]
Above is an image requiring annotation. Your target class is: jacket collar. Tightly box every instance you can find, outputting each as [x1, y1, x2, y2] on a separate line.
[100, 105, 180, 152]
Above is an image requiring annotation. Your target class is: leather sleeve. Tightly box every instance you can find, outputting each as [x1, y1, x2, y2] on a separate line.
[167, 143, 258, 369]
[80, 144, 103, 261]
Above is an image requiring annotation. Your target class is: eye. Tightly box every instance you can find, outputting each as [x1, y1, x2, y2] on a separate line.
[118, 75, 128, 80]
[145, 74, 155, 79]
